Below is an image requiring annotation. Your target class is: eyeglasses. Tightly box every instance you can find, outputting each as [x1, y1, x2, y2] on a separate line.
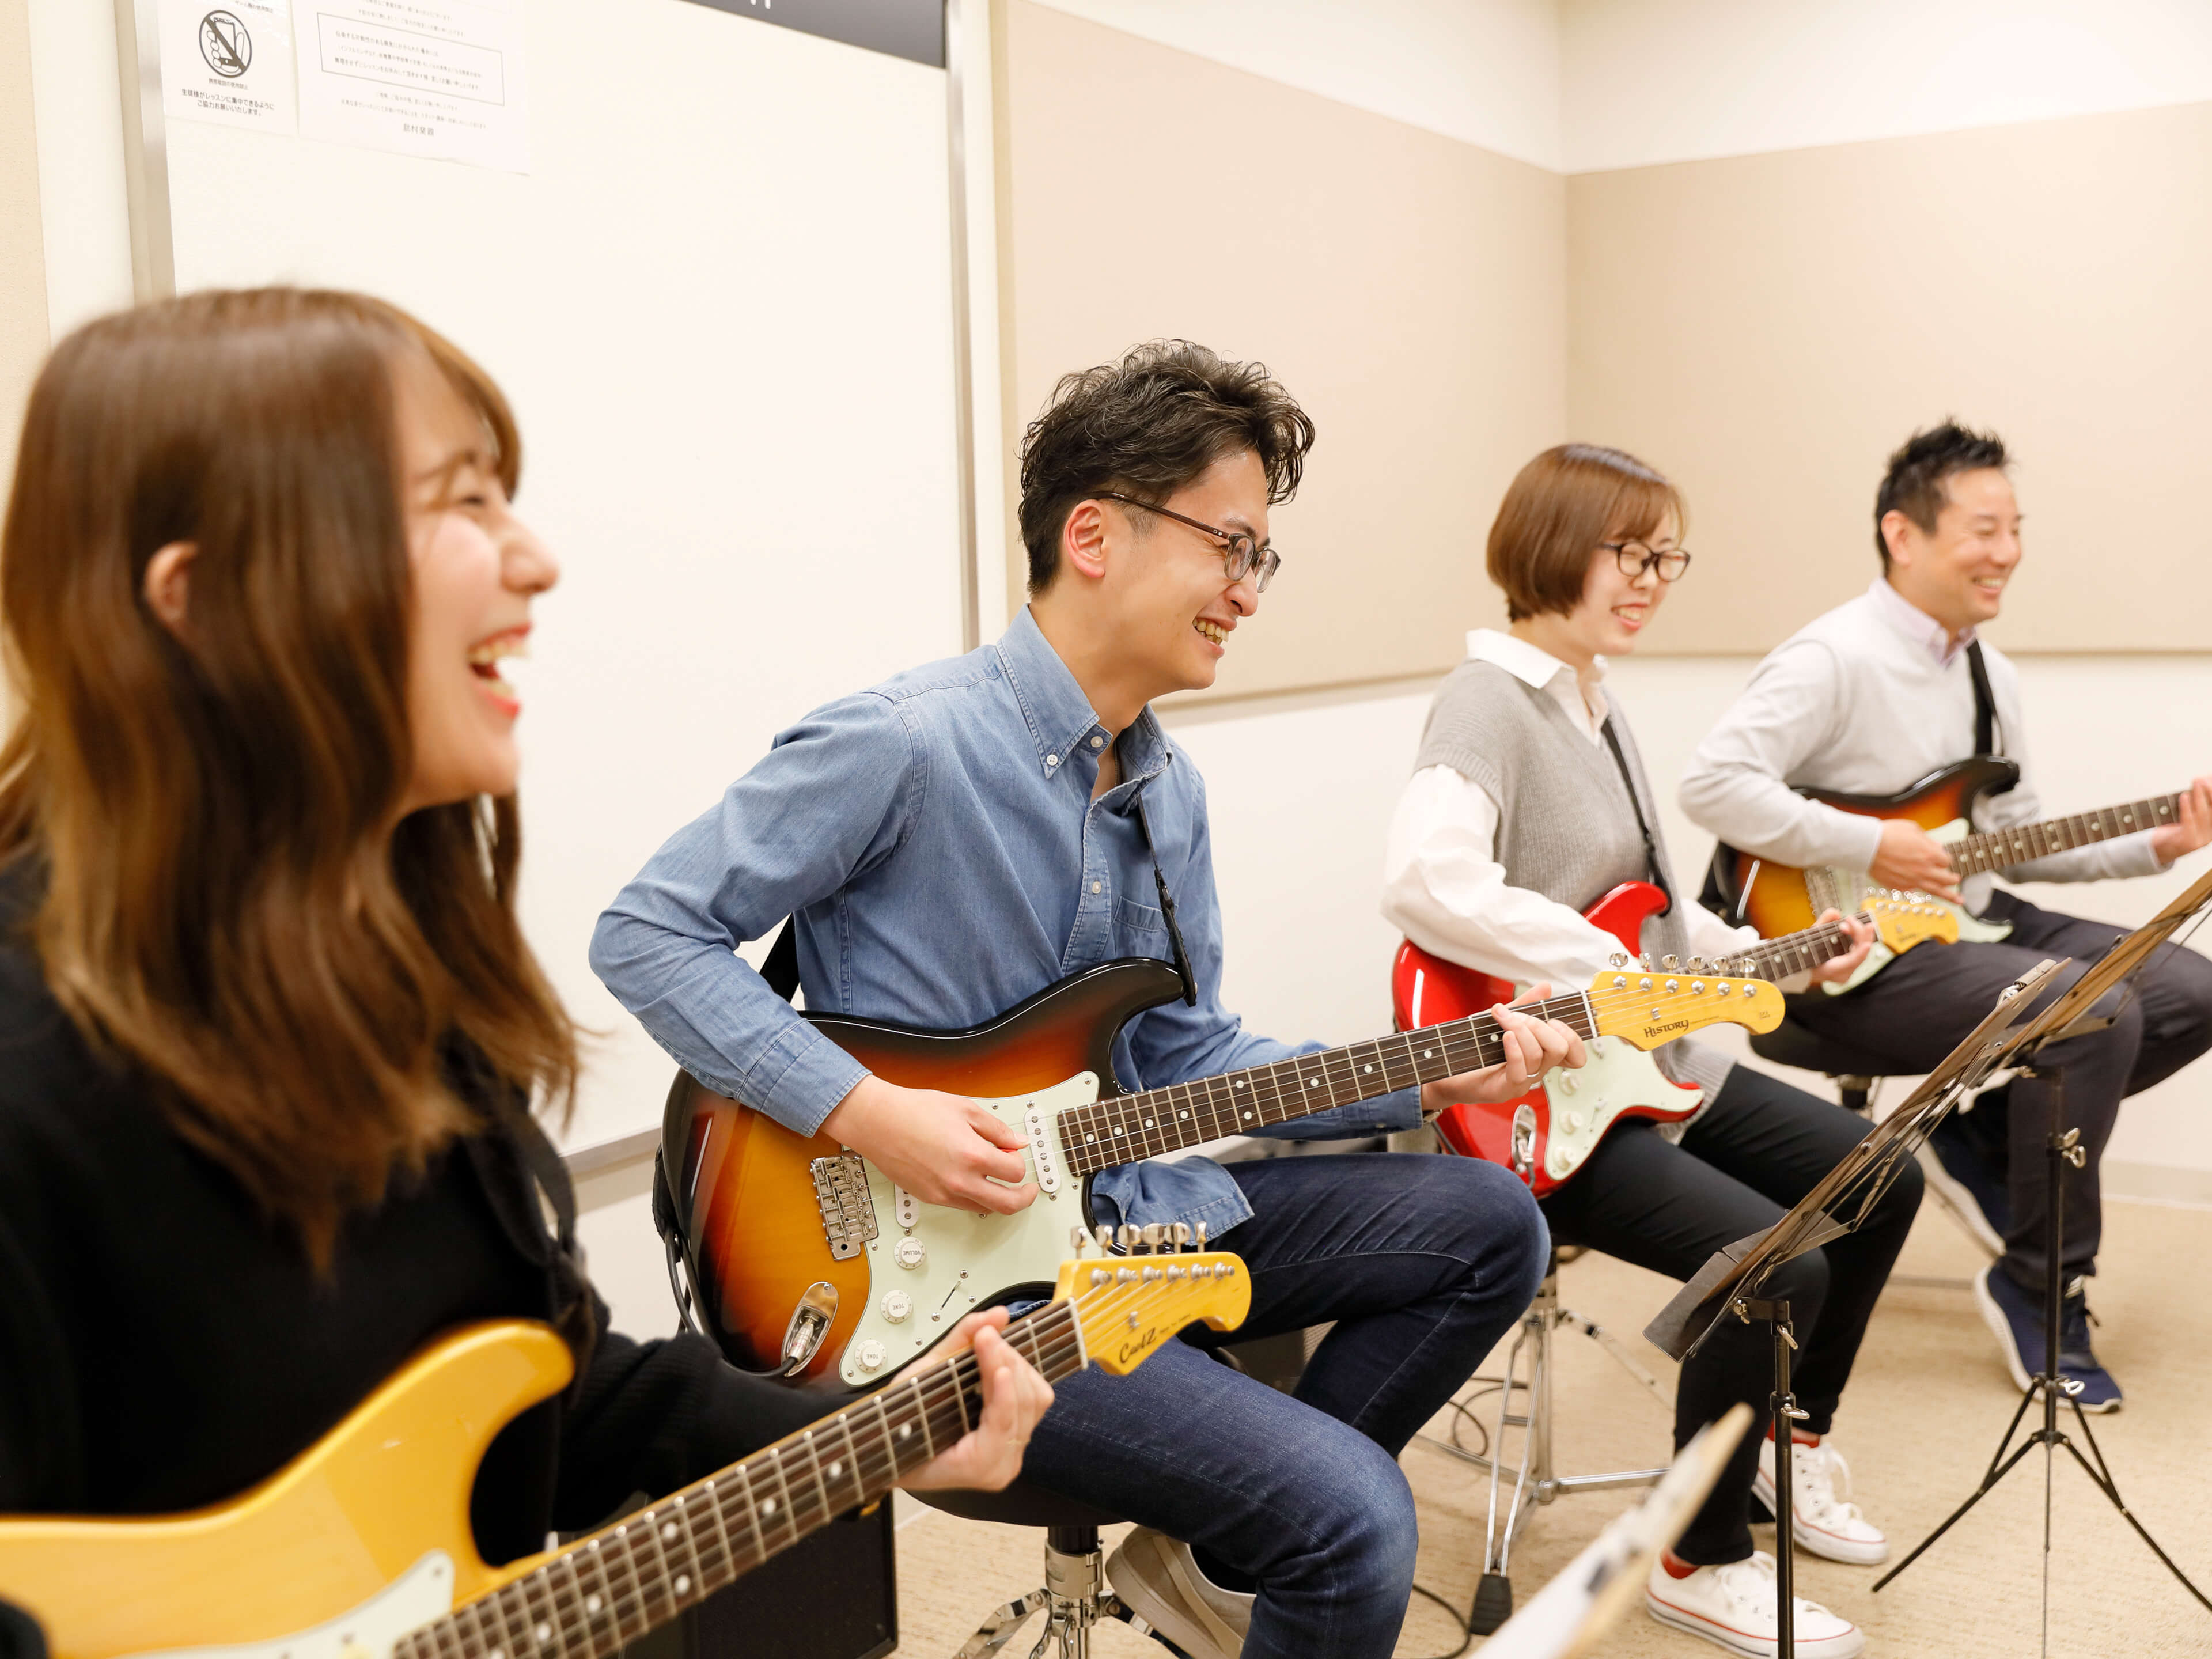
[1097, 492, 1282, 593]
[1602, 540, 1692, 582]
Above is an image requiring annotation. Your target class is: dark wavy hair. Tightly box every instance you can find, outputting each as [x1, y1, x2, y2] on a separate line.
[1017, 340, 1315, 594]
[0, 289, 578, 1265]
[1874, 421, 2009, 568]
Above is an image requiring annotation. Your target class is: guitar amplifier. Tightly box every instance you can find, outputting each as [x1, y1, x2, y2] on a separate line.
[613, 1501, 896, 1659]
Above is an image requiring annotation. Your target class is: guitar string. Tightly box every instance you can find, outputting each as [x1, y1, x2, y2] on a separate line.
[407, 1271, 1188, 1659]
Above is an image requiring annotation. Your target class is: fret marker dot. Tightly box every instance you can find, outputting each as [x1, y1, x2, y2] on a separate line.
[828, 1460, 843, 1476]
[1114, 1126, 1124, 1135]
[675, 1575, 691, 1596]
[586, 1595, 603, 1615]
[662, 1521, 677, 1541]
[762, 1498, 778, 1515]
[536, 1626, 552, 1644]
[898, 1423, 912, 1438]
[1243, 1111, 1253, 1120]
[1143, 1117, 1154, 1128]
[491, 1650, 505, 1659]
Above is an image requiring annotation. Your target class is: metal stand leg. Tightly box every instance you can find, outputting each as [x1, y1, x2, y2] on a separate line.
[1874, 1063, 2212, 1649]
[1736, 1297, 1805, 1659]
[952, 1529, 1171, 1659]
[1416, 1260, 1671, 1634]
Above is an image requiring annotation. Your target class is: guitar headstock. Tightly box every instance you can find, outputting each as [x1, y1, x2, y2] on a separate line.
[1053, 1226, 1252, 1376]
[1585, 960, 1785, 1050]
[1866, 892, 1960, 953]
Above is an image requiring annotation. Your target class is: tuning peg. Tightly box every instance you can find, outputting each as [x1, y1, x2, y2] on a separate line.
[1070, 1225, 1089, 1255]
[1172, 1222, 1194, 1252]
[1139, 1222, 1167, 1255]
[1115, 1224, 1140, 1252]
[1195, 1221, 1209, 1251]
[1661, 955, 1680, 971]
[1638, 953, 1653, 971]
[1607, 952, 1631, 969]
[1688, 956, 1708, 971]
[1093, 1226, 1115, 1255]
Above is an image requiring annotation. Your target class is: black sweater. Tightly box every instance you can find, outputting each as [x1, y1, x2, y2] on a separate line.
[0, 899, 832, 1560]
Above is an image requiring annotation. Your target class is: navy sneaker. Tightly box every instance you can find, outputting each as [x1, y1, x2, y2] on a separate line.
[1974, 1263, 2123, 1413]
[1926, 1109, 2010, 1255]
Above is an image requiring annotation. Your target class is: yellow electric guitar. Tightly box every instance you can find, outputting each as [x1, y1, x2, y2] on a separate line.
[0, 1243, 1249, 1659]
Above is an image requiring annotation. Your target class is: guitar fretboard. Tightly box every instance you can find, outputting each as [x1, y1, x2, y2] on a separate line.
[1718, 915, 1861, 983]
[393, 1302, 1086, 1659]
[1948, 795, 2181, 877]
[1059, 990, 1599, 1178]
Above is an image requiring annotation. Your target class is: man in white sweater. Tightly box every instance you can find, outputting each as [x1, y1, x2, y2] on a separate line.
[1679, 422, 2212, 1412]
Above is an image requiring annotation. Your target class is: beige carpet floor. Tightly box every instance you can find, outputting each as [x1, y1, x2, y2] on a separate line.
[887, 1196, 2212, 1657]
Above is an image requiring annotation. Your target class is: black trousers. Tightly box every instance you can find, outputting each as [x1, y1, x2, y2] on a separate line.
[1786, 891, 2212, 1291]
[1540, 1066, 1922, 1566]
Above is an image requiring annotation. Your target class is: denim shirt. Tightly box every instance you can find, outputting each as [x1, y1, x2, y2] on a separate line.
[590, 608, 1421, 1241]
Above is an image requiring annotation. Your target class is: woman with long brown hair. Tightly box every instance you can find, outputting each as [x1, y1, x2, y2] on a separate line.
[0, 289, 1047, 1538]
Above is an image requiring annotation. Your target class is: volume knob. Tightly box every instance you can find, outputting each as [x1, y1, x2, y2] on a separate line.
[855, 1341, 887, 1372]
[881, 1291, 914, 1323]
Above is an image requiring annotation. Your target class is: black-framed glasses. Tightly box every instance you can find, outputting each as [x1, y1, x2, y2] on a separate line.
[1601, 540, 1692, 582]
[1098, 492, 1282, 593]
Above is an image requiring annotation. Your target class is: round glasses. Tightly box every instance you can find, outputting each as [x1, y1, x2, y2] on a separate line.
[1602, 540, 1692, 582]
[1097, 492, 1282, 593]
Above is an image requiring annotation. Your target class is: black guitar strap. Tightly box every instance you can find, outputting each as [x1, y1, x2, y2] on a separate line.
[1601, 715, 1673, 915]
[1966, 639, 2004, 759]
[1132, 785, 1199, 1006]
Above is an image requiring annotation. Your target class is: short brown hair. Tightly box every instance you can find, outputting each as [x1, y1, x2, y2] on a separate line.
[0, 289, 577, 1265]
[1018, 340, 1315, 595]
[1486, 444, 1684, 623]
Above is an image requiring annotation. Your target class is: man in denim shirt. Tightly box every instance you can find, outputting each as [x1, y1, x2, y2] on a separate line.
[593, 343, 1567, 1659]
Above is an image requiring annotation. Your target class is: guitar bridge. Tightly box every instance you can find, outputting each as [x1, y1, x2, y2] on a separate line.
[810, 1154, 880, 1260]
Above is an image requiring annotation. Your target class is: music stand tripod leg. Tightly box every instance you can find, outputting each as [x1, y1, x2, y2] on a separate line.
[1735, 1295, 1806, 1659]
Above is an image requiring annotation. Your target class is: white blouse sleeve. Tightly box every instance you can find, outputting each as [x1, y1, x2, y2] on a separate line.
[1380, 765, 1622, 993]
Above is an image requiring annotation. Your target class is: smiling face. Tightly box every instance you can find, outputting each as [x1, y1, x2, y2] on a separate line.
[1098, 447, 1270, 699]
[1883, 467, 2021, 638]
[395, 354, 559, 816]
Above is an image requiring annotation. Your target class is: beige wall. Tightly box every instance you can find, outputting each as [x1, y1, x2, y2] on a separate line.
[0, 0, 45, 493]
[997, 0, 1565, 699]
[1568, 99, 2212, 654]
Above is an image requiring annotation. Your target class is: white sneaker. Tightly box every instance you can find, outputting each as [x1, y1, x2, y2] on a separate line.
[1646, 1550, 1865, 1658]
[1751, 1438, 1889, 1565]
[1106, 1527, 1250, 1659]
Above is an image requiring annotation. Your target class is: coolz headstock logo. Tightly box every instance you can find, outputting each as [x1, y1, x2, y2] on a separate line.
[198, 10, 252, 77]
[1115, 1323, 1169, 1370]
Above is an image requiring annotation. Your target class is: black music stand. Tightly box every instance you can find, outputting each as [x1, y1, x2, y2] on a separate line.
[1643, 955, 2056, 1659]
[1869, 869, 2212, 1647]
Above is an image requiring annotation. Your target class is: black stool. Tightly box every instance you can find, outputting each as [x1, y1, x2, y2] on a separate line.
[912, 1484, 1172, 1658]
[1750, 1016, 1993, 1281]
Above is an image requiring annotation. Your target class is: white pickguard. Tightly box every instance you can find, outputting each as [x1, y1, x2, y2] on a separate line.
[1810, 817, 2010, 994]
[1538, 1036, 1702, 1184]
[838, 1073, 1100, 1386]
[124, 1552, 454, 1659]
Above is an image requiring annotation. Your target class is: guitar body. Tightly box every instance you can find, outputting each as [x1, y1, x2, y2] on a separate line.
[1708, 757, 2021, 990]
[0, 1321, 570, 1659]
[1392, 882, 1704, 1196]
[669, 959, 1188, 1388]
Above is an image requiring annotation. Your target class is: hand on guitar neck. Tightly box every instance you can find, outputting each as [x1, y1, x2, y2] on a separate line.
[820, 995, 1589, 1213]
[1801, 907, 1878, 988]
[2150, 775, 2212, 866]
[898, 1308, 1058, 1491]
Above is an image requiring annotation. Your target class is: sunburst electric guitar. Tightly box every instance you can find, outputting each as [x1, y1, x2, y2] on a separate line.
[661, 960, 1791, 1389]
[0, 1246, 1247, 1659]
[1709, 757, 2187, 991]
[1391, 882, 1959, 1194]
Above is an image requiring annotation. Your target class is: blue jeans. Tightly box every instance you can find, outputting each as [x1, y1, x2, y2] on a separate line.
[1020, 1152, 1549, 1658]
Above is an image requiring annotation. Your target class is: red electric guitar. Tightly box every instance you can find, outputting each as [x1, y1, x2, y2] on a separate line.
[1392, 882, 1956, 1194]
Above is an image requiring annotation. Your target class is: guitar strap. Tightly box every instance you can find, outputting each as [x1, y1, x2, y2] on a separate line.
[1966, 639, 2006, 759]
[1600, 715, 1673, 915]
[1132, 784, 1199, 1007]
[469, 1062, 601, 1395]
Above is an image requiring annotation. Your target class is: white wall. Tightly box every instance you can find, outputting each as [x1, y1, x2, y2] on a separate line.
[1561, 0, 2212, 172]
[1028, 0, 1563, 171]
[25, 0, 134, 335]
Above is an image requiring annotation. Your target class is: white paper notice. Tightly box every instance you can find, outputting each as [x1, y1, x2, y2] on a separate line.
[294, 0, 528, 172]
[161, 0, 299, 132]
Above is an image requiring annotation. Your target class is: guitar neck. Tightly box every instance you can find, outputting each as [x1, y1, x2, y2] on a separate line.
[1722, 915, 1860, 982]
[397, 1302, 1086, 1659]
[1060, 990, 1599, 1179]
[1948, 793, 2181, 877]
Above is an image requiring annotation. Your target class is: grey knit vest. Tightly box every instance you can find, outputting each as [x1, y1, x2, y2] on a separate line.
[1413, 658, 1733, 1104]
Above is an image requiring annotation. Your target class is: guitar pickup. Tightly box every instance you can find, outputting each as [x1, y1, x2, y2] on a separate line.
[810, 1153, 880, 1260]
[1025, 1105, 1063, 1194]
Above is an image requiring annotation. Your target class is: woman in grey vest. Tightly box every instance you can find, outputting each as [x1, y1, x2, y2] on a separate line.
[1381, 445, 1922, 1659]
